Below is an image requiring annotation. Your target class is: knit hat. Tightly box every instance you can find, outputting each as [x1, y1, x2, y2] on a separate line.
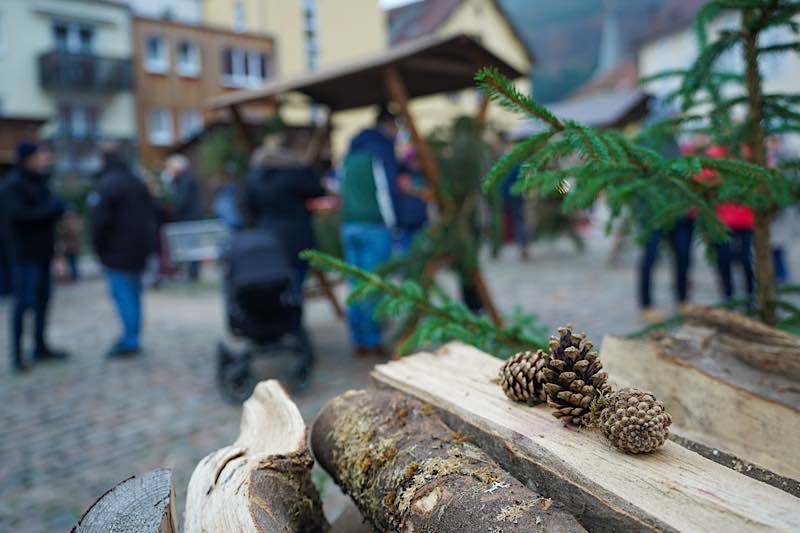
[16, 141, 39, 165]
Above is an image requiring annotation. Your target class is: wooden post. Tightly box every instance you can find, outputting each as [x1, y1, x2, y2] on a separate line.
[382, 65, 447, 210]
[72, 469, 177, 533]
[311, 268, 344, 318]
[229, 104, 257, 150]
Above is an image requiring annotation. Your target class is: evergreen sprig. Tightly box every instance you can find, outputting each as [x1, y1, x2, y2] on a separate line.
[300, 250, 548, 357]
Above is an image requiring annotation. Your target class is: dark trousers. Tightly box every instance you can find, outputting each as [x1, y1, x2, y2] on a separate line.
[66, 253, 80, 281]
[0, 244, 11, 297]
[774, 248, 789, 284]
[106, 269, 143, 350]
[715, 229, 754, 300]
[639, 218, 694, 308]
[11, 261, 52, 361]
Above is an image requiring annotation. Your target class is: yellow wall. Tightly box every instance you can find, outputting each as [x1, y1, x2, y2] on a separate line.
[202, 0, 385, 77]
[406, 0, 532, 138]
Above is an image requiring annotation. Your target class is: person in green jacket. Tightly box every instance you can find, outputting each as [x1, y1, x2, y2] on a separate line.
[340, 107, 401, 355]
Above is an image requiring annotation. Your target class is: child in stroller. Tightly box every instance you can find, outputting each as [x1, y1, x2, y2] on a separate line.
[217, 228, 314, 402]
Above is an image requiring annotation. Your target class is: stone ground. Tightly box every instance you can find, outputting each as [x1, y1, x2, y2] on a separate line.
[1, 222, 797, 532]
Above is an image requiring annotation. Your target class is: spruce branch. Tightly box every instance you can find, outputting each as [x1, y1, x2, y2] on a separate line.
[300, 250, 548, 356]
[475, 67, 563, 130]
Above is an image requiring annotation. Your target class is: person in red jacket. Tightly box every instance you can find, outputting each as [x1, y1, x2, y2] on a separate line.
[702, 145, 755, 301]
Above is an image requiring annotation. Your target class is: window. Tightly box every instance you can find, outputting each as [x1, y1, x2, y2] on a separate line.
[303, 0, 319, 71]
[222, 47, 270, 88]
[234, 1, 246, 33]
[148, 108, 173, 145]
[145, 35, 169, 73]
[179, 110, 203, 141]
[176, 40, 200, 77]
[53, 21, 95, 53]
[57, 103, 99, 139]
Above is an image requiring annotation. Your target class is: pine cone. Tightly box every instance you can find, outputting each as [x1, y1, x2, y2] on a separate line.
[541, 325, 612, 426]
[599, 388, 671, 454]
[499, 350, 548, 405]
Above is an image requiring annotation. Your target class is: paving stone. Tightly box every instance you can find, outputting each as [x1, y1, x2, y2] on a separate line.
[0, 225, 797, 532]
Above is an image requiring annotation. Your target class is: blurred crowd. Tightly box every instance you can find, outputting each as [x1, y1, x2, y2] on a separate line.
[1, 99, 797, 375]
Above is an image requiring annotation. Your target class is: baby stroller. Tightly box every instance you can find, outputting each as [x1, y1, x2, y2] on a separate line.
[217, 228, 314, 403]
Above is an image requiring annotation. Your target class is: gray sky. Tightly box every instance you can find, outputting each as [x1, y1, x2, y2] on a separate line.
[379, 0, 419, 8]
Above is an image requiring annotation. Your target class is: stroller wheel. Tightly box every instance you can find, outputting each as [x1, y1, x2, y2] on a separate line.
[217, 342, 256, 404]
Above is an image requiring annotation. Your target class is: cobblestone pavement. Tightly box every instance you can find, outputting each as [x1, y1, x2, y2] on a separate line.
[1, 224, 797, 532]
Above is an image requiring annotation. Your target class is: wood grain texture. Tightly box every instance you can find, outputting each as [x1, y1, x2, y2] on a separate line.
[185, 380, 328, 532]
[372, 342, 800, 533]
[72, 468, 177, 533]
[602, 335, 800, 481]
[683, 305, 800, 380]
[311, 388, 585, 532]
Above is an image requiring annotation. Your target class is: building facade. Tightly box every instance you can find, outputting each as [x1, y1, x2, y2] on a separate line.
[124, 0, 202, 24]
[202, 0, 386, 77]
[0, 0, 136, 176]
[132, 16, 275, 168]
[202, 0, 387, 155]
[387, 0, 533, 135]
[639, 3, 800, 107]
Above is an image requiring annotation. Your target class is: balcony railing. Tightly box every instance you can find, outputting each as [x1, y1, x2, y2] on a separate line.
[39, 50, 134, 92]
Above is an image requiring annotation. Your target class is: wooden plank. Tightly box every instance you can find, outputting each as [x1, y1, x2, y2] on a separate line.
[601, 335, 800, 481]
[371, 342, 800, 533]
[72, 469, 177, 533]
[184, 380, 328, 532]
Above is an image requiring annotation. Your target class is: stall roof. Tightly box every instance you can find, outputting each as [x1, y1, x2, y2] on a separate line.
[510, 89, 650, 140]
[208, 33, 524, 112]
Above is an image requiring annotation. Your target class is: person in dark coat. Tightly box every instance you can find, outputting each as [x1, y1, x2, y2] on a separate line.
[5, 142, 68, 372]
[0, 170, 13, 298]
[165, 154, 202, 280]
[244, 128, 327, 302]
[89, 145, 157, 357]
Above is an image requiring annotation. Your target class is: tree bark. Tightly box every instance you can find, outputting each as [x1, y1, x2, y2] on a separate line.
[311, 388, 585, 533]
[742, 8, 776, 324]
[72, 469, 177, 533]
[185, 380, 329, 533]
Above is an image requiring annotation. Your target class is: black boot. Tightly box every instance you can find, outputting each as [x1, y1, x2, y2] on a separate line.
[33, 345, 70, 361]
[12, 354, 31, 373]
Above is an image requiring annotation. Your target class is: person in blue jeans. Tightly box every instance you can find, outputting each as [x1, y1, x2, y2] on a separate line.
[340, 107, 401, 355]
[4, 142, 69, 372]
[90, 145, 157, 357]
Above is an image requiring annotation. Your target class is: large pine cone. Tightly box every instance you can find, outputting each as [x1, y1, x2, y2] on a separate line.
[599, 388, 671, 454]
[541, 325, 612, 426]
[500, 350, 548, 405]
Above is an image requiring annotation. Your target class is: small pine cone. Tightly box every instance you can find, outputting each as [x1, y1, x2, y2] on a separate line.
[499, 350, 548, 405]
[541, 325, 612, 426]
[599, 388, 672, 454]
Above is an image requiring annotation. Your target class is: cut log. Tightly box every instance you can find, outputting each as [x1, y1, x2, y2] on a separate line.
[311, 388, 586, 532]
[601, 334, 800, 481]
[72, 468, 177, 533]
[683, 304, 800, 379]
[185, 380, 328, 532]
[372, 342, 800, 532]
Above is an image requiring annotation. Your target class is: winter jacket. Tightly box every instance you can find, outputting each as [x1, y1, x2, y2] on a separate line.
[245, 164, 325, 266]
[3, 166, 64, 263]
[172, 170, 202, 221]
[90, 160, 157, 272]
[341, 128, 399, 227]
[699, 145, 754, 231]
[395, 166, 428, 231]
